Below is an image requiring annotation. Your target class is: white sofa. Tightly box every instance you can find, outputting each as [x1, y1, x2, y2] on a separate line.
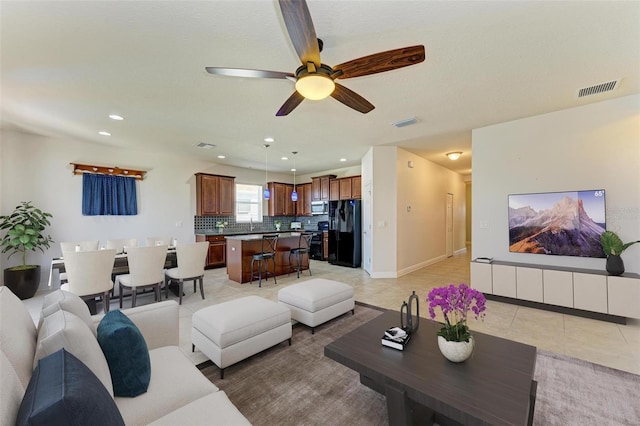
[0, 286, 250, 426]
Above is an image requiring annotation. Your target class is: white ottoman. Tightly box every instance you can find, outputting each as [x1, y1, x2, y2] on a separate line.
[191, 295, 292, 378]
[278, 278, 355, 334]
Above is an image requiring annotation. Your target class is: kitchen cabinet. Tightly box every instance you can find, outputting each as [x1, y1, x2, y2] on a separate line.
[196, 234, 226, 269]
[330, 175, 362, 201]
[295, 183, 312, 216]
[311, 175, 336, 201]
[330, 179, 340, 201]
[339, 179, 352, 200]
[351, 176, 361, 199]
[267, 182, 295, 216]
[196, 173, 235, 216]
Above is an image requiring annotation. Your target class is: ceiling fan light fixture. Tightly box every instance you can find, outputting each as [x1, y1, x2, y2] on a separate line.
[295, 74, 335, 100]
[446, 152, 462, 161]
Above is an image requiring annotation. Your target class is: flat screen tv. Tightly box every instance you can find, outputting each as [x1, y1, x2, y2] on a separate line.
[508, 189, 606, 258]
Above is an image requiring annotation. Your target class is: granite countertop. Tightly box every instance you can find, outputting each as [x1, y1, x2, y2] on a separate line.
[224, 231, 304, 241]
[196, 228, 313, 237]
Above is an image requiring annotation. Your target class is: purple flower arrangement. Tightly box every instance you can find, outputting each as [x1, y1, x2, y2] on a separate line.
[426, 283, 486, 342]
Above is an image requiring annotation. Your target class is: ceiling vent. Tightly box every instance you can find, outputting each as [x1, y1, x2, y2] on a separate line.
[196, 142, 216, 149]
[392, 117, 419, 128]
[577, 79, 619, 98]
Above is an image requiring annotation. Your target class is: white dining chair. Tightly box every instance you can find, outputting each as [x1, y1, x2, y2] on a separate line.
[60, 249, 117, 313]
[116, 245, 168, 308]
[145, 237, 173, 247]
[58, 240, 100, 284]
[164, 241, 209, 305]
[106, 238, 137, 253]
[60, 240, 100, 253]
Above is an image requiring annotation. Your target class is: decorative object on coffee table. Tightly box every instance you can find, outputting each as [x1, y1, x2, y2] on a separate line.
[400, 290, 420, 334]
[0, 201, 53, 299]
[600, 230, 639, 276]
[427, 283, 486, 362]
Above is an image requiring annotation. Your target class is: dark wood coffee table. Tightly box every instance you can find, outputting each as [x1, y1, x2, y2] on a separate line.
[324, 310, 537, 426]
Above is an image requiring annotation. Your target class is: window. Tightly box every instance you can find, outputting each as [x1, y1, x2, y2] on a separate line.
[235, 183, 263, 223]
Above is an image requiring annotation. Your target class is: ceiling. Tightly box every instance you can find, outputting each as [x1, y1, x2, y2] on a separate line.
[1, 1, 639, 177]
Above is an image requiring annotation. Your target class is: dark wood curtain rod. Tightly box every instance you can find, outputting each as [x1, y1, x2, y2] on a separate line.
[71, 163, 146, 180]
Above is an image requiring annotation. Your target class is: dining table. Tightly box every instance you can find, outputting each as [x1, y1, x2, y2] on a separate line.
[47, 247, 178, 288]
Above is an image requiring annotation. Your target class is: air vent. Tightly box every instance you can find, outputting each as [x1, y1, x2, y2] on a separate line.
[577, 79, 619, 98]
[392, 117, 419, 128]
[196, 142, 216, 149]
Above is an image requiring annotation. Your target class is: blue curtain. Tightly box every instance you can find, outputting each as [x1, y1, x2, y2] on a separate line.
[82, 174, 138, 216]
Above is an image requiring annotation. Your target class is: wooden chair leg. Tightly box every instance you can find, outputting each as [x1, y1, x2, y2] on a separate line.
[178, 280, 184, 305]
[104, 292, 110, 313]
[199, 276, 205, 300]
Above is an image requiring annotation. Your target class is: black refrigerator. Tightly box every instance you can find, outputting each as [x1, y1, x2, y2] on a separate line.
[328, 200, 361, 268]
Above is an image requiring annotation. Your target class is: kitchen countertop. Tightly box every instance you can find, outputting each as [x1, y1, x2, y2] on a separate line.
[196, 229, 309, 237]
[224, 231, 304, 241]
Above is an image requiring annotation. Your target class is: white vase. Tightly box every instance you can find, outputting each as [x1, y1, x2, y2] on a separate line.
[437, 335, 474, 362]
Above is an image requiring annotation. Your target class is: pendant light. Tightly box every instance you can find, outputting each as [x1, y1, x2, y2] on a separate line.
[263, 144, 271, 200]
[291, 151, 298, 201]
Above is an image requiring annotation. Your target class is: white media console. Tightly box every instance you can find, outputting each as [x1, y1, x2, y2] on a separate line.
[470, 260, 640, 322]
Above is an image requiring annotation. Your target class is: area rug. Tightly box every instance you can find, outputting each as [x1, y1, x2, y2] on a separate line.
[198, 304, 640, 426]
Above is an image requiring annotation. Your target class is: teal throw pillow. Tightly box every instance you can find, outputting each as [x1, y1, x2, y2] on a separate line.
[97, 310, 151, 397]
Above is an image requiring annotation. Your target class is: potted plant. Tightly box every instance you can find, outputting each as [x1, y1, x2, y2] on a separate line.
[0, 201, 54, 299]
[274, 220, 281, 231]
[426, 283, 486, 362]
[600, 231, 639, 276]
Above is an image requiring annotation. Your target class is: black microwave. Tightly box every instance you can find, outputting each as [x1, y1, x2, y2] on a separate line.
[311, 201, 328, 215]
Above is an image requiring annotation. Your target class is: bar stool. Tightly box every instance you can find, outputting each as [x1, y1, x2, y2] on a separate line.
[250, 234, 279, 288]
[289, 232, 313, 278]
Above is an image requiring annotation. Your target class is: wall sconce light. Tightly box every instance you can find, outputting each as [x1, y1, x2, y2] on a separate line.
[446, 152, 462, 161]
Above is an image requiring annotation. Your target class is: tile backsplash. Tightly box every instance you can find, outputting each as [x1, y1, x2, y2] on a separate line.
[194, 215, 328, 233]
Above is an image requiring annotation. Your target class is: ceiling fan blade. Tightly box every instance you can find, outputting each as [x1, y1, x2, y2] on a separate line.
[276, 91, 305, 116]
[278, 0, 321, 66]
[205, 67, 294, 79]
[330, 83, 375, 114]
[333, 45, 425, 79]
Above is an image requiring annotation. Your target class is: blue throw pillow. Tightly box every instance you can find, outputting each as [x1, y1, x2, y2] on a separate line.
[97, 310, 151, 397]
[16, 349, 124, 426]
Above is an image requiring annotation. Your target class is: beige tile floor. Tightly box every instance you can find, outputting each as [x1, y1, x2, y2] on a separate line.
[26, 250, 640, 374]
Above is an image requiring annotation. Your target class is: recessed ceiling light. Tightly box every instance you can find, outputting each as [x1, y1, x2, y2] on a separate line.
[98, 131, 111, 136]
[291, 168, 296, 172]
[217, 155, 226, 159]
[281, 156, 289, 161]
[264, 137, 274, 143]
[108, 114, 124, 121]
[339, 158, 347, 162]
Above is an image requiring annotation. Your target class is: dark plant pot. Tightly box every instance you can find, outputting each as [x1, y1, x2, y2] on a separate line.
[3, 266, 41, 300]
[606, 255, 625, 276]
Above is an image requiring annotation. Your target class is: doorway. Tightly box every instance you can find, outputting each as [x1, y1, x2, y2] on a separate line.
[446, 193, 454, 257]
[362, 182, 372, 274]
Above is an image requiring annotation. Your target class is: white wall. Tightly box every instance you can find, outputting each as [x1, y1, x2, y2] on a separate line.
[472, 94, 640, 273]
[369, 146, 467, 278]
[0, 129, 292, 290]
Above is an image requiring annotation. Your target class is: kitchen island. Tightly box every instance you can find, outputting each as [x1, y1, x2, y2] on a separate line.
[225, 232, 306, 284]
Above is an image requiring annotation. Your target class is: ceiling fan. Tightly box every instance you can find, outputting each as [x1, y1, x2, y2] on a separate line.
[205, 0, 425, 116]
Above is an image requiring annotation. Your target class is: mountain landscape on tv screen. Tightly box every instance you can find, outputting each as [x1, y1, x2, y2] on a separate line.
[509, 195, 606, 257]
